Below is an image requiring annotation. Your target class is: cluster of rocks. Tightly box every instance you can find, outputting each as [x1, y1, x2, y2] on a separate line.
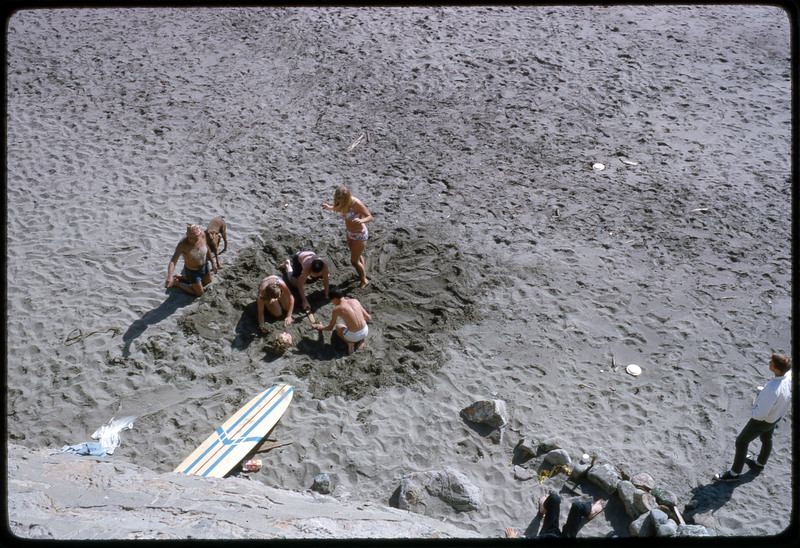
[460, 398, 715, 538]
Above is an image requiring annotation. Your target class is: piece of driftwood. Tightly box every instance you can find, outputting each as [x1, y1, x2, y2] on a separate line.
[253, 440, 293, 454]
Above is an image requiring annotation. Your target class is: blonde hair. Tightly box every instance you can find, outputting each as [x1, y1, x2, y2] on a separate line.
[259, 281, 281, 301]
[331, 186, 354, 213]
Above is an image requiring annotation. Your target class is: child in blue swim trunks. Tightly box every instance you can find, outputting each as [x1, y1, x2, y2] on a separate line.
[165, 224, 217, 296]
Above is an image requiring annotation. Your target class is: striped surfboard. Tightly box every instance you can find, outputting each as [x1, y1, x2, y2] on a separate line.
[174, 383, 293, 478]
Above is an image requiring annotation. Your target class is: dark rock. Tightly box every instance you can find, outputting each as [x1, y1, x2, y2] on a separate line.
[460, 400, 508, 429]
[312, 473, 331, 494]
[651, 486, 678, 507]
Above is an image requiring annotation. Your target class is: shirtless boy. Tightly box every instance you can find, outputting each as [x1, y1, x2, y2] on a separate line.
[279, 250, 329, 312]
[312, 287, 371, 354]
[165, 224, 217, 297]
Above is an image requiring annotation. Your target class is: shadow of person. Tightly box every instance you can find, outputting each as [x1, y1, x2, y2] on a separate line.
[522, 514, 543, 538]
[231, 302, 261, 351]
[289, 331, 340, 361]
[122, 291, 195, 357]
[683, 468, 761, 522]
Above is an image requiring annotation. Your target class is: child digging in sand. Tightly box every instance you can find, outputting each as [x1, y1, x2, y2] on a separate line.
[312, 287, 371, 354]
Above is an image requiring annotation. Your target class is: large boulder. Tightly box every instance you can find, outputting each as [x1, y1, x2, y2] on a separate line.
[617, 480, 643, 519]
[396, 467, 482, 513]
[543, 449, 571, 466]
[587, 463, 622, 495]
[460, 400, 508, 429]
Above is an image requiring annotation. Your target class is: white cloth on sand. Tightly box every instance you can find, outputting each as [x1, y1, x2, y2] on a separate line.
[92, 416, 136, 455]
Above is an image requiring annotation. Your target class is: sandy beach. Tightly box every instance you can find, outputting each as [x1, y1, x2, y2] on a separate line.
[6, 5, 793, 538]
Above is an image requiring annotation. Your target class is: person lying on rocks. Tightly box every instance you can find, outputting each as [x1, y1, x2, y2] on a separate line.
[505, 492, 607, 539]
[312, 287, 371, 354]
[165, 224, 217, 297]
[278, 250, 329, 312]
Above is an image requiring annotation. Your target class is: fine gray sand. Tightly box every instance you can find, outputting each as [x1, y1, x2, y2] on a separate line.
[7, 5, 793, 538]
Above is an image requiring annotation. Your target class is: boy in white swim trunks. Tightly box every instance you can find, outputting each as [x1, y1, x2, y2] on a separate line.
[312, 287, 371, 354]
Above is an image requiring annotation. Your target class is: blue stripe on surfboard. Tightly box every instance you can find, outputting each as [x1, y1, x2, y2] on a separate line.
[179, 384, 284, 475]
[200, 386, 293, 477]
[215, 426, 263, 445]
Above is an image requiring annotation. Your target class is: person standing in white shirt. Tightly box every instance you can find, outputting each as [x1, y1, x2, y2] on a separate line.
[714, 353, 792, 482]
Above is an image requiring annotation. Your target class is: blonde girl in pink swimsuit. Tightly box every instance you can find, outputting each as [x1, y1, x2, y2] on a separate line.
[322, 186, 373, 287]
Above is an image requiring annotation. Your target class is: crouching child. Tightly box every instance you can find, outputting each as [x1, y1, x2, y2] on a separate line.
[312, 287, 371, 354]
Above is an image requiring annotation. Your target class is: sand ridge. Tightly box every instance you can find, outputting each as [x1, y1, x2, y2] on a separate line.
[6, 5, 792, 538]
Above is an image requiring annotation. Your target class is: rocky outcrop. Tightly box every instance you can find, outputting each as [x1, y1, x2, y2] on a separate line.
[7, 444, 479, 539]
[395, 467, 482, 513]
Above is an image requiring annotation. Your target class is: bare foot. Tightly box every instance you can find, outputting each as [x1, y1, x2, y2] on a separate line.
[347, 343, 355, 355]
[587, 499, 608, 520]
[538, 494, 548, 516]
[359, 278, 370, 288]
[355, 339, 366, 351]
[504, 526, 519, 538]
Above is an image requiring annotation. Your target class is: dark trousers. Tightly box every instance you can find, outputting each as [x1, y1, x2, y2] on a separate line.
[538, 493, 593, 539]
[732, 418, 777, 474]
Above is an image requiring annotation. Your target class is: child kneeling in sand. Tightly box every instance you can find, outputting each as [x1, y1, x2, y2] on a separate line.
[312, 287, 371, 354]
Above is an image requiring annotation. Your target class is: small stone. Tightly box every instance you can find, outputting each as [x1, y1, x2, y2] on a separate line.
[649, 508, 670, 527]
[651, 486, 678, 508]
[544, 449, 571, 466]
[630, 472, 655, 491]
[311, 473, 331, 494]
[517, 438, 538, 458]
[633, 490, 657, 515]
[629, 510, 655, 537]
[656, 521, 678, 537]
[539, 436, 570, 453]
[569, 462, 591, 481]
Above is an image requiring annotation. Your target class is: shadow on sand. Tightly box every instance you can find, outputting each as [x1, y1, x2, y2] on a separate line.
[122, 290, 195, 357]
[683, 468, 761, 523]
